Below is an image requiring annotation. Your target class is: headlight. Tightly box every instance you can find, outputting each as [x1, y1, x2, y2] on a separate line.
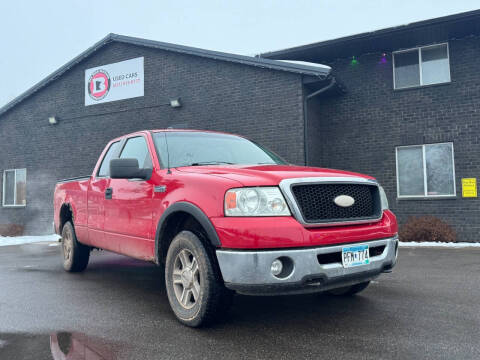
[225, 187, 291, 216]
[378, 185, 389, 210]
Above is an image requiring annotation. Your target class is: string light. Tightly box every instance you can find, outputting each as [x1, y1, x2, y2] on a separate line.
[379, 53, 387, 64]
[350, 56, 358, 66]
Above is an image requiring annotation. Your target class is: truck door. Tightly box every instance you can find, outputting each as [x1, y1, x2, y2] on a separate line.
[87, 140, 121, 248]
[103, 135, 154, 260]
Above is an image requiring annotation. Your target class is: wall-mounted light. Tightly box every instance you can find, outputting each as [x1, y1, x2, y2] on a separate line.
[48, 116, 58, 125]
[170, 98, 182, 108]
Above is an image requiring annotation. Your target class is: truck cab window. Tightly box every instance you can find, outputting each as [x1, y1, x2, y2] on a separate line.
[98, 141, 120, 177]
[120, 136, 152, 169]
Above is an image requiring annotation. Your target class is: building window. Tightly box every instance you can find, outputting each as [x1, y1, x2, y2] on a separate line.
[396, 143, 455, 198]
[393, 43, 451, 89]
[2, 169, 27, 207]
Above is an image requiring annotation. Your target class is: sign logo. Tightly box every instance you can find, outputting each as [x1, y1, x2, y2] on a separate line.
[334, 195, 355, 208]
[87, 69, 111, 101]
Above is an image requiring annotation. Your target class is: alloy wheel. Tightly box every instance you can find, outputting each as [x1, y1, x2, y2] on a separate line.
[62, 228, 73, 261]
[172, 249, 201, 309]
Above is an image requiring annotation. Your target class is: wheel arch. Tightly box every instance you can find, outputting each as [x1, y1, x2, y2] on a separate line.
[59, 203, 74, 234]
[155, 202, 221, 265]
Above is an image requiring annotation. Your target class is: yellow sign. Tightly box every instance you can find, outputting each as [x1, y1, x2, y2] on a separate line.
[462, 178, 477, 198]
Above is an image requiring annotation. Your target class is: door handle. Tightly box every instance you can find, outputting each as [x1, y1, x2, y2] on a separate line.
[105, 187, 113, 199]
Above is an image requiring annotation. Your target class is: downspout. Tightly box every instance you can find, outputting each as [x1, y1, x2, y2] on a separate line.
[303, 77, 336, 166]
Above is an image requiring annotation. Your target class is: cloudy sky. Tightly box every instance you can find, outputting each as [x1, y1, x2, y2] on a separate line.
[1, 0, 478, 107]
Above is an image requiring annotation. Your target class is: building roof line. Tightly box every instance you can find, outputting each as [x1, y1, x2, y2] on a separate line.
[110, 34, 331, 74]
[0, 33, 331, 117]
[259, 8, 480, 59]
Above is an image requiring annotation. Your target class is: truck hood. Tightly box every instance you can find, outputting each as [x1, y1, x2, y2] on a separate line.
[176, 164, 375, 186]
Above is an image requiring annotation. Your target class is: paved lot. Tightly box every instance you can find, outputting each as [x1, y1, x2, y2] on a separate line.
[0, 243, 479, 360]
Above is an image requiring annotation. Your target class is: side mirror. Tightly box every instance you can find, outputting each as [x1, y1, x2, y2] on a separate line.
[110, 158, 151, 180]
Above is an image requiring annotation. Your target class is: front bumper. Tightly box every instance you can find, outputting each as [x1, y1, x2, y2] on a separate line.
[216, 236, 398, 295]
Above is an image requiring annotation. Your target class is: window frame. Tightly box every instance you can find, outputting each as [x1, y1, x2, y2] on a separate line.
[2, 168, 27, 207]
[392, 43, 451, 90]
[395, 142, 456, 199]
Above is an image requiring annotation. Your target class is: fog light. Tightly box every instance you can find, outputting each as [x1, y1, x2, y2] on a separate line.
[271, 259, 283, 276]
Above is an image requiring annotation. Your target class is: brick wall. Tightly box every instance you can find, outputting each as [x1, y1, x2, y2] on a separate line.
[308, 36, 480, 241]
[0, 42, 305, 234]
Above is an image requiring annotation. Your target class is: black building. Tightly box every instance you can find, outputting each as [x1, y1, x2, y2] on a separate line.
[1, 9, 479, 241]
[0, 34, 333, 234]
[262, 9, 480, 241]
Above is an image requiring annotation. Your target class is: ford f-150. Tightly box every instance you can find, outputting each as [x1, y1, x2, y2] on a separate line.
[53, 130, 398, 327]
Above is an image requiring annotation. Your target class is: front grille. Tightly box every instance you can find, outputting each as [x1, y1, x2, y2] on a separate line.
[291, 183, 381, 224]
[370, 245, 386, 257]
[317, 252, 342, 265]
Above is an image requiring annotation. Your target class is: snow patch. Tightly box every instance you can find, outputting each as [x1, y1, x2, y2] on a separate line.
[1, 235, 479, 248]
[399, 241, 480, 248]
[0, 234, 60, 247]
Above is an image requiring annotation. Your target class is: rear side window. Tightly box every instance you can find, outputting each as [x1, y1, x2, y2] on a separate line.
[98, 141, 121, 177]
[120, 136, 152, 169]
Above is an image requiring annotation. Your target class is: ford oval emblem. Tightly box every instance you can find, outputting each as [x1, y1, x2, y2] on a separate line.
[334, 195, 355, 207]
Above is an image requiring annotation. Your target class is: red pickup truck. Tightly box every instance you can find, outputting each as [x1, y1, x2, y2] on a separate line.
[54, 130, 398, 327]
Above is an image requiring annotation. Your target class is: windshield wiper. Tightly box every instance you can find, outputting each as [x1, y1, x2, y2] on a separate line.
[189, 161, 235, 166]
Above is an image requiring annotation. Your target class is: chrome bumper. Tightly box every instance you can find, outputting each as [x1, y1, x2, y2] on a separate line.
[216, 236, 398, 295]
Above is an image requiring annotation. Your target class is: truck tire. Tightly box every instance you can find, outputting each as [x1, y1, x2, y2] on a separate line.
[61, 221, 90, 272]
[327, 281, 370, 296]
[165, 230, 233, 327]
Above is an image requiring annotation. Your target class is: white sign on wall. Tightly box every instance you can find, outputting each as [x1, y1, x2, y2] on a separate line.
[85, 57, 144, 106]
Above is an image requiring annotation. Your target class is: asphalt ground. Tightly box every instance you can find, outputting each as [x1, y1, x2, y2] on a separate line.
[0, 242, 479, 360]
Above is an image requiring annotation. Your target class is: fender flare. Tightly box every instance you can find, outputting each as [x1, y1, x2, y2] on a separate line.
[154, 202, 221, 264]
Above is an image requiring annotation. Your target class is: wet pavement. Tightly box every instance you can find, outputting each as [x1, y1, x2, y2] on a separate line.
[0, 332, 115, 360]
[0, 242, 479, 359]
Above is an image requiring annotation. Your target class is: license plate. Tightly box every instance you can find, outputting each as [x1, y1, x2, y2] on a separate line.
[342, 245, 369, 268]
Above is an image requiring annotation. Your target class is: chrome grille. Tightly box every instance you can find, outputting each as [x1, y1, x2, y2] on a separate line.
[280, 177, 383, 227]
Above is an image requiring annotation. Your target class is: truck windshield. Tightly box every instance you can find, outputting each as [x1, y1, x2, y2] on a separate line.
[152, 132, 287, 168]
